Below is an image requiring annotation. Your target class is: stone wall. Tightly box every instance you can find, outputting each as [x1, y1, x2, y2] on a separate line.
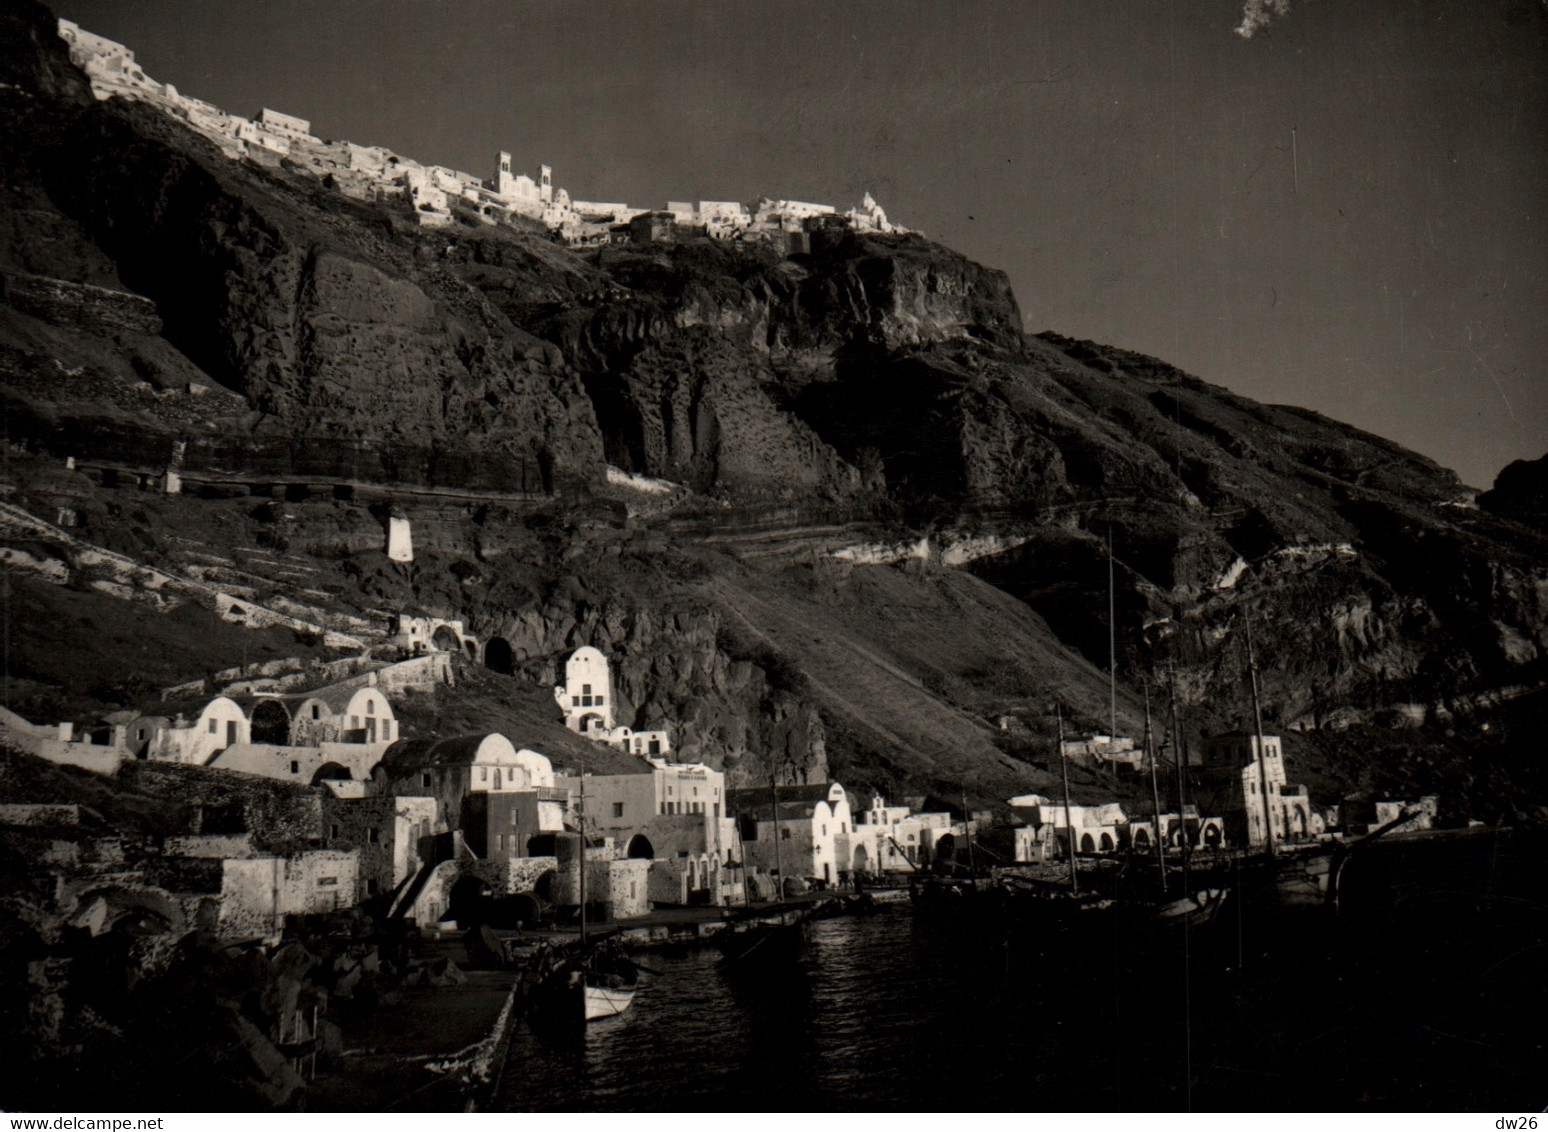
[605, 858, 650, 918]
[119, 762, 324, 852]
[322, 794, 436, 903]
[464, 854, 557, 897]
[0, 707, 127, 774]
[162, 832, 253, 858]
[0, 804, 81, 826]
[208, 741, 385, 785]
[212, 850, 359, 940]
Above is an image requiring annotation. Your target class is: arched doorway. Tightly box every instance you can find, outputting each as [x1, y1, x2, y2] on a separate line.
[1204, 823, 1223, 849]
[935, 832, 957, 864]
[853, 843, 870, 874]
[250, 699, 290, 745]
[1080, 833, 1096, 853]
[484, 637, 514, 675]
[431, 625, 462, 653]
[1099, 832, 1114, 853]
[533, 869, 559, 904]
[626, 834, 654, 860]
[1134, 827, 1152, 848]
[449, 875, 492, 926]
[486, 892, 542, 930]
[311, 762, 351, 785]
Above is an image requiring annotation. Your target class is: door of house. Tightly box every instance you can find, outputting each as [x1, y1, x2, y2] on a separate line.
[226, 720, 237, 747]
[365, 718, 376, 743]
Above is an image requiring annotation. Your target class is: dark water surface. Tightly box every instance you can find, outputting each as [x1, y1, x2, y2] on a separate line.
[495, 830, 1547, 1112]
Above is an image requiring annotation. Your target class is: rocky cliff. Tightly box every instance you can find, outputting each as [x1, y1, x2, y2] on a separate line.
[2, 0, 1546, 813]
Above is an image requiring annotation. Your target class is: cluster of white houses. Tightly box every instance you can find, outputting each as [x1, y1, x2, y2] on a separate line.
[2, 641, 970, 938]
[7, 624, 1439, 941]
[56, 19, 902, 248]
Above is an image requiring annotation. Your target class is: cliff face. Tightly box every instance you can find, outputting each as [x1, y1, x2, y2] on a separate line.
[3, 0, 1546, 809]
[1480, 454, 1548, 534]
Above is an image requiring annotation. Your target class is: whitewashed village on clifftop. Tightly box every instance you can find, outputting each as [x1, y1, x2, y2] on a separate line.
[0, 4, 1530, 1113]
[57, 18, 904, 249]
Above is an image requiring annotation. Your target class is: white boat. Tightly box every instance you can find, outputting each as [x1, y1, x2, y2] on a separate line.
[584, 981, 636, 1020]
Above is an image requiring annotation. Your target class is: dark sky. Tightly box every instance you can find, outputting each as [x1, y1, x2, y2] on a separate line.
[56, 0, 1548, 488]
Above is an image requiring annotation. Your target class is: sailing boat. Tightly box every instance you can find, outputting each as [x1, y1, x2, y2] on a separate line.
[716, 773, 810, 970]
[536, 775, 638, 1023]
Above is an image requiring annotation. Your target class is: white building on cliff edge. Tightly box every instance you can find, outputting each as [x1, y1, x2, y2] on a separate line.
[554, 647, 670, 759]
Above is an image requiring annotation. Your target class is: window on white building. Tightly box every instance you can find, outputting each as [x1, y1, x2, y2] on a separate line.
[317, 877, 338, 887]
[613, 802, 624, 818]
[781, 829, 791, 841]
[290, 760, 299, 774]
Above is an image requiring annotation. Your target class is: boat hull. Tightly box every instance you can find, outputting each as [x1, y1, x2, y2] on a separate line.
[584, 983, 635, 1020]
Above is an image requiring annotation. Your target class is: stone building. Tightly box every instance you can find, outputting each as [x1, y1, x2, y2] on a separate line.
[1343, 795, 1437, 836]
[214, 850, 360, 939]
[1193, 732, 1318, 848]
[730, 781, 853, 887]
[321, 794, 438, 904]
[1007, 794, 1128, 856]
[557, 761, 739, 906]
[554, 647, 670, 758]
[147, 696, 250, 765]
[1061, 733, 1146, 769]
[392, 615, 477, 657]
[849, 793, 934, 874]
[371, 733, 561, 844]
[385, 508, 413, 563]
[204, 738, 387, 787]
[279, 683, 400, 747]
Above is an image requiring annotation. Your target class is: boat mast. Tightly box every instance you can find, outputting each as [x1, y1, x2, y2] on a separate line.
[578, 773, 587, 946]
[1245, 616, 1277, 859]
[960, 785, 977, 874]
[1168, 661, 1192, 886]
[1107, 528, 1117, 742]
[1057, 704, 1078, 895]
[768, 769, 784, 904]
[1143, 683, 1167, 888]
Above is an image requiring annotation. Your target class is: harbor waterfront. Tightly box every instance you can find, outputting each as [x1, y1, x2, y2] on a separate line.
[487, 828, 1545, 1112]
[3, 2, 1545, 1114]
